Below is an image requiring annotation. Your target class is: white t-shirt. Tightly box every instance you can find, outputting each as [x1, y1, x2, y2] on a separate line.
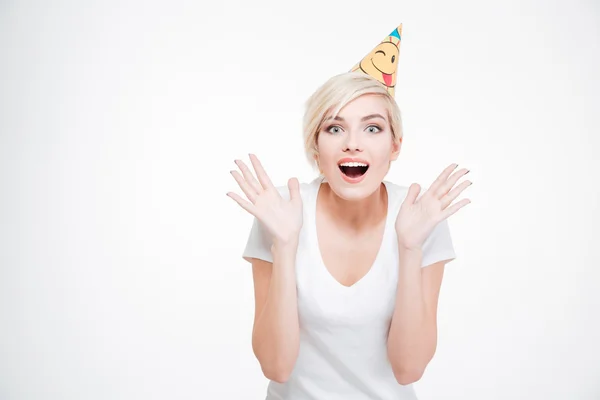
[242, 175, 457, 400]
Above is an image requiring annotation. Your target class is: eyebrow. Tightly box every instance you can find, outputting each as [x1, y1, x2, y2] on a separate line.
[325, 113, 386, 122]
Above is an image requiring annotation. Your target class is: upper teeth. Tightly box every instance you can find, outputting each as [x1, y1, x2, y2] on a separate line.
[339, 162, 368, 167]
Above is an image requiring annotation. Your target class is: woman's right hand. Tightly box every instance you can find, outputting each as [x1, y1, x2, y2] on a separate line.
[227, 154, 303, 246]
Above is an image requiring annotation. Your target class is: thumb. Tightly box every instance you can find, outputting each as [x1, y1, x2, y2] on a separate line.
[405, 183, 421, 205]
[288, 177, 301, 202]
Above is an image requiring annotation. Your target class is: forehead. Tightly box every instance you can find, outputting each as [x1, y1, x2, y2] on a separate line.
[336, 94, 389, 119]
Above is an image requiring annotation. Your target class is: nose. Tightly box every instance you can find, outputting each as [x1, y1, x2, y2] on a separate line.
[342, 130, 363, 153]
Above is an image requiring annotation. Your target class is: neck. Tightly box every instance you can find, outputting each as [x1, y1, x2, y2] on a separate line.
[319, 181, 388, 233]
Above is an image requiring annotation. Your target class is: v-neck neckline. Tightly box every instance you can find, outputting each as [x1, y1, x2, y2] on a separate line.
[310, 175, 393, 291]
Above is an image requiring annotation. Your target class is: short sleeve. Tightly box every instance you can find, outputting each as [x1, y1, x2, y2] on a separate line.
[242, 217, 274, 264]
[420, 218, 457, 268]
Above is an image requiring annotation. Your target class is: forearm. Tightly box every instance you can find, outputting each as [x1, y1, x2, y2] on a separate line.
[252, 240, 300, 382]
[387, 245, 436, 383]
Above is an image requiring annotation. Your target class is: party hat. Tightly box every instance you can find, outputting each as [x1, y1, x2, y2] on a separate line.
[350, 23, 402, 97]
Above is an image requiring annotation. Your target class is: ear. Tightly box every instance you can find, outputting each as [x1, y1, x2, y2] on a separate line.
[390, 137, 402, 161]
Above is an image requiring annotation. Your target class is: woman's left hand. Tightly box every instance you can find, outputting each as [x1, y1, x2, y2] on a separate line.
[395, 163, 472, 251]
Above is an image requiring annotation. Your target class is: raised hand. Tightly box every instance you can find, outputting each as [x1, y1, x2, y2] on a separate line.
[395, 163, 472, 251]
[227, 154, 303, 246]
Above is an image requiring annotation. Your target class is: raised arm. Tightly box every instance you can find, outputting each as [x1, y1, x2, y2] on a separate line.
[227, 153, 304, 383]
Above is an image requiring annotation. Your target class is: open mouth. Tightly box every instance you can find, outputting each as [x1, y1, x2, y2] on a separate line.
[338, 162, 369, 179]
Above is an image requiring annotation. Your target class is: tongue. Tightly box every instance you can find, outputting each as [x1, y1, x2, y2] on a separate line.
[382, 73, 392, 86]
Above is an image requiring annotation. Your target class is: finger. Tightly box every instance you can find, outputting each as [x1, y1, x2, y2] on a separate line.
[405, 183, 421, 205]
[249, 154, 275, 191]
[436, 167, 469, 198]
[235, 159, 263, 194]
[230, 170, 258, 203]
[427, 163, 458, 197]
[227, 191, 258, 216]
[441, 180, 472, 210]
[441, 198, 471, 220]
[288, 177, 301, 203]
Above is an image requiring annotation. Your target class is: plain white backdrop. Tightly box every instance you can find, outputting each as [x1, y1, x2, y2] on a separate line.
[1, 0, 599, 399]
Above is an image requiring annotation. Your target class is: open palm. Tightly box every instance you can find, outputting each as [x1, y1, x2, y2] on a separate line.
[395, 163, 472, 251]
[227, 154, 303, 245]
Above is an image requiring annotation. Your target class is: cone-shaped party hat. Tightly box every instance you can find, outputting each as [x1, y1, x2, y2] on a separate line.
[350, 23, 402, 97]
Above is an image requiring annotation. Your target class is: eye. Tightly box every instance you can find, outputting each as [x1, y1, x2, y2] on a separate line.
[326, 125, 343, 134]
[375, 50, 386, 56]
[366, 125, 381, 133]
[391, 55, 396, 63]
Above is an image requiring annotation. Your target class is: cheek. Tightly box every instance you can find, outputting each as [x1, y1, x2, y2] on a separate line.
[316, 135, 337, 160]
[370, 139, 394, 166]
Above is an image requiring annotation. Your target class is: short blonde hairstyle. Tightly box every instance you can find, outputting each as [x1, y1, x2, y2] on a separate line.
[302, 72, 403, 171]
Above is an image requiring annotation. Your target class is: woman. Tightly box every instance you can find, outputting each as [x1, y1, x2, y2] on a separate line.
[226, 30, 472, 399]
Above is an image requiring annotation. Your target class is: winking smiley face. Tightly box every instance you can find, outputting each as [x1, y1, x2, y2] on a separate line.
[359, 41, 399, 90]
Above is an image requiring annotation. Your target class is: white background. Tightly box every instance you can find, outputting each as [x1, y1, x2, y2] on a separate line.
[1, 0, 599, 399]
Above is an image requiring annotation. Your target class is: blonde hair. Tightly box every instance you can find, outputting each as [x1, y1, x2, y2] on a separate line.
[302, 72, 403, 171]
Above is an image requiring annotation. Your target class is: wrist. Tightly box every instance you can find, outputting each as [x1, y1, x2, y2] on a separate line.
[272, 236, 299, 254]
[396, 228, 423, 252]
[397, 240, 422, 254]
[397, 245, 423, 272]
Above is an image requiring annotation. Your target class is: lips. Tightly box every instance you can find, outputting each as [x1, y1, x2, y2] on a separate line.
[337, 157, 370, 165]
